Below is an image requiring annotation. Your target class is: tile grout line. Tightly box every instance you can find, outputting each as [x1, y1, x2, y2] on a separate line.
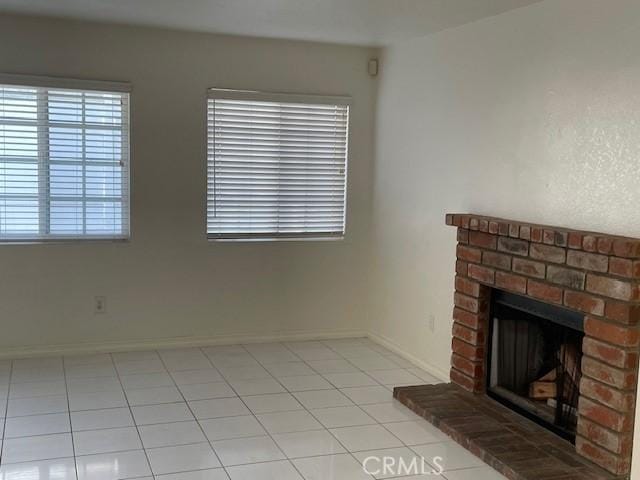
[0, 360, 14, 466]
[0, 389, 425, 442]
[250, 340, 387, 478]
[313, 339, 435, 476]
[154, 348, 227, 477]
[282, 340, 388, 478]
[319, 340, 412, 478]
[201, 343, 294, 476]
[209, 339, 423, 477]
[233, 343, 323, 479]
[221, 343, 318, 479]
[61, 357, 79, 480]
[109, 352, 156, 478]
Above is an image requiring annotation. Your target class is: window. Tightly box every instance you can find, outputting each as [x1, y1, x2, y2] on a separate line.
[0, 74, 130, 242]
[207, 89, 350, 240]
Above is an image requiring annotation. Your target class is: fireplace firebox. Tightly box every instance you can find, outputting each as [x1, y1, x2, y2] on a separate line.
[487, 290, 584, 442]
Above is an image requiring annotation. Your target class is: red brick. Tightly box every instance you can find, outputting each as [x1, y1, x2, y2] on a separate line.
[495, 271, 527, 294]
[543, 229, 555, 245]
[460, 216, 470, 229]
[584, 317, 640, 347]
[456, 228, 469, 244]
[450, 368, 482, 393]
[519, 226, 530, 241]
[456, 260, 468, 276]
[498, 222, 509, 236]
[586, 275, 639, 301]
[605, 302, 640, 325]
[452, 323, 483, 345]
[568, 232, 583, 249]
[582, 356, 637, 390]
[455, 276, 480, 298]
[451, 338, 484, 361]
[612, 238, 640, 259]
[576, 436, 631, 475]
[583, 337, 639, 370]
[497, 237, 529, 257]
[469, 231, 497, 250]
[453, 307, 482, 329]
[482, 251, 511, 270]
[546, 265, 585, 290]
[578, 397, 633, 432]
[468, 264, 495, 284]
[454, 293, 483, 314]
[488, 221, 499, 234]
[598, 237, 613, 254]
[609, 257, 633, 278]
[527, 280, 563, 304]
[580, 377, 634, 412]
[577, 418, 633, 455]
[479, 219, 489, 232]
[530, 244, 566, 264]
[453, 214, 464, 227]
[530, 227, 543, 243]
[583, 235, 598, 252]
[445, 214, 455, 226]
[469, 218, 479, 231]
[457, 245, 482, 263]
[564, 291, 605, 316]
[508, 224, 519, 238]
[566, 250, 608, 273]
[451, 353, 483, 378]
[511, 258, 545, 279]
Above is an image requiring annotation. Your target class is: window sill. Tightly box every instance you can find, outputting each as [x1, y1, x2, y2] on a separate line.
[208, 236, 345, 243]
[0, 237, 131, 245]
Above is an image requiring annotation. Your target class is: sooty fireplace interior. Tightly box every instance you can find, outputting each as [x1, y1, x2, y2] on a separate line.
[487, 290, 585, 442]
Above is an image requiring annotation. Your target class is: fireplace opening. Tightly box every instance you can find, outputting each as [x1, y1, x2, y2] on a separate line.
[487, 290, 585, 442]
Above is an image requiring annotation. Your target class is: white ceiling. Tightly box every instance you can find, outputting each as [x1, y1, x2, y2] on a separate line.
[0, 0, 543, 46]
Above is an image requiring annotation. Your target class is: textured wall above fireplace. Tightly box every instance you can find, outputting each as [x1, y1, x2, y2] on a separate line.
[446, 213, 640, 476]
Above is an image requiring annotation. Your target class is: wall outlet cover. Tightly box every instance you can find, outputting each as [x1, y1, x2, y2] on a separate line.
[94, 296, 107, 314]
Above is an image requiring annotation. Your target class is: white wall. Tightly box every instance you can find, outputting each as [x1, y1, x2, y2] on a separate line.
[0, 14, 377, 354]
[371, 0, 640, 377]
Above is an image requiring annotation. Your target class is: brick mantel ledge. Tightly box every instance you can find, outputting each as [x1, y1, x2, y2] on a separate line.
[445, 213, 640, 477]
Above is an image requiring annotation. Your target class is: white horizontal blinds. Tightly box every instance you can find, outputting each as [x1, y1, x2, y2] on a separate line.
[207, 90, 349, 239]
[0, 81, 129, 241]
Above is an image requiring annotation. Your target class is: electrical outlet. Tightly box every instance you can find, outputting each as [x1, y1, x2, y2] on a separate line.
[94, 296, 107, 314]
[428, 314, 435, 332]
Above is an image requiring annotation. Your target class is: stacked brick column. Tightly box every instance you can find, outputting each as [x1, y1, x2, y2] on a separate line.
[446, 214, 640, 476]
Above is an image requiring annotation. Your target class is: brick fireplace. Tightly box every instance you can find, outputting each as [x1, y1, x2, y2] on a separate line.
[397, 214, 640, 478]
[451, 214, 640, 475]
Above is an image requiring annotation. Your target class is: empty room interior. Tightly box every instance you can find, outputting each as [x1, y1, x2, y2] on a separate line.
[1, 0, 640, 479]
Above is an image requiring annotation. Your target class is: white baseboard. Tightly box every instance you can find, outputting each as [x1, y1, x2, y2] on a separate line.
[0, 328, 367, 360]
[367, 331, 450, 382]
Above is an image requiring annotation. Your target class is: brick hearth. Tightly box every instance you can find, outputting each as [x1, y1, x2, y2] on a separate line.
[394, 383, 618, 480]
[442, 214, 640, 476]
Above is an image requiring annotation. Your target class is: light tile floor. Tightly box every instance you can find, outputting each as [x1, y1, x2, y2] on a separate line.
[0, 338, 507, 480]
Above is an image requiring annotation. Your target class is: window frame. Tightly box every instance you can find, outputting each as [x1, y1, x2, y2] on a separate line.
[0, 73, 132, 244]
[206, 88, 351, 243]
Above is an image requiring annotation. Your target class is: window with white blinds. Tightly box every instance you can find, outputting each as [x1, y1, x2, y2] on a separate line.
[0, 74, 130, 242]
[207, 89, 350, 240]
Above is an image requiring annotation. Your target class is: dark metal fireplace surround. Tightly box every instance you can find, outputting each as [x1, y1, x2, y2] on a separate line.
[487, 289, 584, 442]
[394, 214, 640, 479]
